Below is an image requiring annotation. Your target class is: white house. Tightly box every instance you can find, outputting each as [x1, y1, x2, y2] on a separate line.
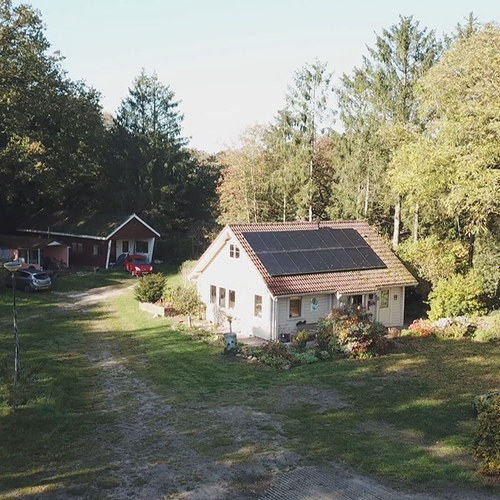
[189, 221, 417, 340]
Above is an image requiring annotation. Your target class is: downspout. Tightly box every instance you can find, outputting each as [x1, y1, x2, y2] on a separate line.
[270, 296, 278, 341]
[105, 239, 112, 269]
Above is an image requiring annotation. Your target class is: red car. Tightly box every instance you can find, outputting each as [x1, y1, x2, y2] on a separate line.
[124, 254, 153, 276]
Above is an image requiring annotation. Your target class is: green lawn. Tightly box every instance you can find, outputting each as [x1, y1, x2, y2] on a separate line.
[0, 269, 499, 496]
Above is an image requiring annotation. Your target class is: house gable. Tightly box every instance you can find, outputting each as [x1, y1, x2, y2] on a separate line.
[190, 227, 272, 337]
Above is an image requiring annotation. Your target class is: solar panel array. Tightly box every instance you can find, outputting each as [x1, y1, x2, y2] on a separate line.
[242, 228, 386, 277]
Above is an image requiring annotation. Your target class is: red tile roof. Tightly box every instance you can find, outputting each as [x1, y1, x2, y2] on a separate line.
[229, 221, 417, 296]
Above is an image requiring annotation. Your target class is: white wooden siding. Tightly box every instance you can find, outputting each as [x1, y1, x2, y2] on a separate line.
[390, 287, 404, 326]
[276, 294, 330, 335]
[195, 236, 272, 339]
[377, 287, 404, 327]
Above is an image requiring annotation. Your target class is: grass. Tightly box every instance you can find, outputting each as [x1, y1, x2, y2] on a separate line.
[0, 268, 499, 496]
[0, 289, 111, 497]
[104, 292, 500, 493]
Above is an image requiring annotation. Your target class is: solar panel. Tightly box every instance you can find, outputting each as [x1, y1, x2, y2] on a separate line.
[287, 251, 316, 273]
[257, 252, 284, 276]
[242, 227, 387, 277]
[344, 228, 367, 247]
[243, 232, 267, 253]
[273, 231, 299, 250]
[257, 232, 284, 252]
[273, 251, 300, 274]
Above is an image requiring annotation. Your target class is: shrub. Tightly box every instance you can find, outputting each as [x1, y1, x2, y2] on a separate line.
[475, 312, 500, 343]
[289, 351, 319, 365]
[260, 354, 290, 370]
[292, 330, 309, 351]
[427, 271, 487, 321]
[134, 273, 166, 303]
[261, 341, 289, 358]
[316, 307, 387, 358]
[433, 316, 476, 339]
[408, 319, 435, 337]
[472, 395, 500, 476]
[164, 283, 203, 326]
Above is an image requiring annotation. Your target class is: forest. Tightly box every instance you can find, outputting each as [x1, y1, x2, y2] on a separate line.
[1, 0, 500, 317]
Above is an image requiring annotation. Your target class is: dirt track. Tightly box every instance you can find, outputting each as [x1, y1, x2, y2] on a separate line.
[45, 286, 499, 499]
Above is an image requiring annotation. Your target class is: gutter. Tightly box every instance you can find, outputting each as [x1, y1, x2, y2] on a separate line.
[18, 228, 108, 241]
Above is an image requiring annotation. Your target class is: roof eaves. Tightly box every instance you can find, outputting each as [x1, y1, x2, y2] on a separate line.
[18, 228, 108, 241]
[106, 213, 161, 239]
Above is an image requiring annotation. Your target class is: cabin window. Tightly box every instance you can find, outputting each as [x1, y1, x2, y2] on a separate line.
[93, 244, 103, 256]
[289, 297, 302, 318]
[229, 290, 236, 309]
[136, 241, 148, 253]
[72, 242, 83, 253]
[219, 287, 226, 308]
[122, 241, 129, 253]
[229, 244, 240, 258]
[210, 285, 216, 304]
[380, 290, 389, 308]
[254, 295, 262, 317]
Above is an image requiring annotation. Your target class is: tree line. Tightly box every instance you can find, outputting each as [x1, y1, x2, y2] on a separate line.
[0, 0, 219, 259]
[2, 0, 500, 313]
[217, 15, 500, 315]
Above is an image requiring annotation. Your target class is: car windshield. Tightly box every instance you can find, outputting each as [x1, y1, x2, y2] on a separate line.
[132, 258, 149, 265]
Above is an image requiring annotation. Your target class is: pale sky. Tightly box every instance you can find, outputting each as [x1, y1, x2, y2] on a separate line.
[15, 0, 500, 153]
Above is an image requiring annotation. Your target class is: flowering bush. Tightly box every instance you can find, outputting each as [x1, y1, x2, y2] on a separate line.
[316, 307, 387, 358]
[407, 319, 435, 337]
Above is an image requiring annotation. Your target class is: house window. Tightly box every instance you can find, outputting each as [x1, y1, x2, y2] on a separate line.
[289, 297, 302, 318]
[93, 244, 103, 256]
[350, 295, 363, 306]
[219, 287, 226, 308]
[310, 297, 318, 312]
[136, 241, 148, 253]
[122, 241, 129, 253]
[72, 242, 83, 253]
[229, 244, 240, 258]
[229, 290, 236, 309]
[78, 243, 83, 253]
[380, 290, 389, 308]
[254, 295, 262, 317]
[210, 285, 216, 304]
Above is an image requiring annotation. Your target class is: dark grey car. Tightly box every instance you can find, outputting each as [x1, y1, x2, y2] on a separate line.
[5, 269, 52, 292]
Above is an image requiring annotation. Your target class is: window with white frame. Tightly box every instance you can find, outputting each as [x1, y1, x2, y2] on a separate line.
[210, 285, 216, 304]
[289, 297, 302, 318]
[380, 290, 389, 308]
[219, 287, 226, 308]
[229, 244, 240, 258]
[254, 295, 262, 317]
[229, 290, 236, 309]
[122, 240, 129, 253]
